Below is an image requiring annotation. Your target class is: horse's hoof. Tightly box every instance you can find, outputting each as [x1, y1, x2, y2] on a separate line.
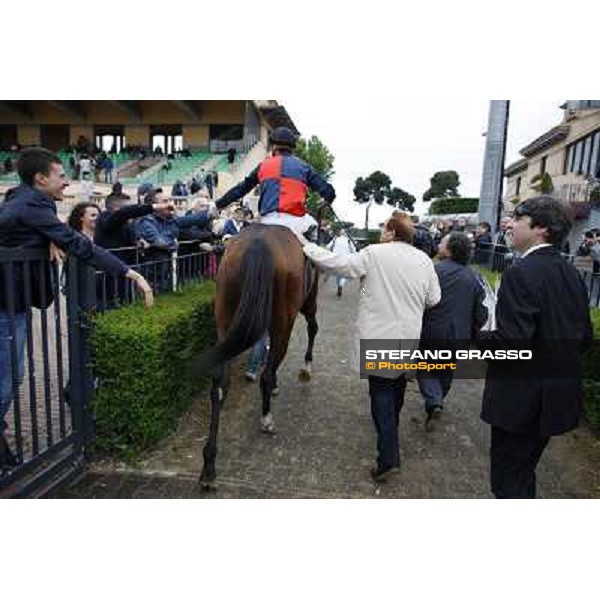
[261, 413, 276, 435]
[198, 475, 218, 491]
[298, 368, 311, 382]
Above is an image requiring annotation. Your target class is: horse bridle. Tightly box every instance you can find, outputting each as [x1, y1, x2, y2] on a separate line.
[316, 202, 360, 250]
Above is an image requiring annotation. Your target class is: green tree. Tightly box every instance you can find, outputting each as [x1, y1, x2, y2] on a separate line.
[295, 135, 335, 219]
[389, 187, 416, 212]
[353, 171, 415, 211]
[353, 171, 415, 231]
[530, 172, 554, 194]
[422, 170, 460, 201]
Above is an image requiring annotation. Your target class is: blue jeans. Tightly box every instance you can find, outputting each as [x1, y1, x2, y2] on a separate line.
[246, 336, 268, 375]
[368, 375, 407, 470]
[417, 371, 454, 412]
[0, 312, 26, 434]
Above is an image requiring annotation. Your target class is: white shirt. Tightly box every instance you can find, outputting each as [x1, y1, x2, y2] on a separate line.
[521, 243, 552, 259]
[260, 212, 315, 235]
[304, 241, 441, 376]
[328, 235, 356, 256]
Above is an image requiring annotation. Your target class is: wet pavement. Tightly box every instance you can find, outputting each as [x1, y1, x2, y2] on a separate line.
[57, 277, 600, 499]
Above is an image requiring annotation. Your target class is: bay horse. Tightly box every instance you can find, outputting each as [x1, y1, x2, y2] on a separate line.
[198, 223, 319, 488]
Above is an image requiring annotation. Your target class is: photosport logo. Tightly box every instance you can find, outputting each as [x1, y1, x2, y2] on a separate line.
[359, 339, 537, 380]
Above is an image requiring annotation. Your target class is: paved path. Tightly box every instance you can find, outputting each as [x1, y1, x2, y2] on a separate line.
[57, 277, 600, 498]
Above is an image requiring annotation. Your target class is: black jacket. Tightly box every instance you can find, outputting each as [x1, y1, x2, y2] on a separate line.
[0, 184, 128, 311]
[421, 259, 488, 342]
[95, 203, 154, 264]
[477, 246, 593, 437]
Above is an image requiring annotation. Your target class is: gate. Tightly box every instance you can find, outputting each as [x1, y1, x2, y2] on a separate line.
[1, 242, 218, 498]
[0, 249, 95, 498]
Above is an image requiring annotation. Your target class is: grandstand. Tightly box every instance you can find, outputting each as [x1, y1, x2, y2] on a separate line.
[0, 100, 297, 198]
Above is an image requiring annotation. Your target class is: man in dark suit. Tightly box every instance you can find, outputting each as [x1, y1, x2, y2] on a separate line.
[477, 196, 593, 499]
[491, 216, 511, 272]
[418, 232, 488, 429]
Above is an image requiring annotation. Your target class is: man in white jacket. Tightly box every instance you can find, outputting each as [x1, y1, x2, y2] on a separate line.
[327, 229, 356, 297]
[302, 213, 441, 482]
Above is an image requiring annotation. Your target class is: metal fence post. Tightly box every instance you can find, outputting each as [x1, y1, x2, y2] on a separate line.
[172, 249, 178, 292]
[66, 257, 97, 459]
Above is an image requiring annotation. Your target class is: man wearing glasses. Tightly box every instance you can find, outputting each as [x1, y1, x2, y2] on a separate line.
[477, 196, 593, 498]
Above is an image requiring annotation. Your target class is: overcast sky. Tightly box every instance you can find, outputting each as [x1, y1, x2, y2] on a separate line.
[284, 98, 564, 226]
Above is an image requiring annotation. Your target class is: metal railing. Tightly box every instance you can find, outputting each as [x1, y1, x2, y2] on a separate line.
[472, 244, 600, 307]
[1, 242, 219, 495]
[88, 241, 219, 312]
[0, 249, 94, 497]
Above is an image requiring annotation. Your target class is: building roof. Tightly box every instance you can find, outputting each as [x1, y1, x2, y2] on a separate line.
[257, 104, 300, 135]
[519, 124, 570, 158]
[504, 157, 528, 177]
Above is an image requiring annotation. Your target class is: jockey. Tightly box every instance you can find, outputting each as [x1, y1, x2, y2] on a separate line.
[215, 127, 336, 237]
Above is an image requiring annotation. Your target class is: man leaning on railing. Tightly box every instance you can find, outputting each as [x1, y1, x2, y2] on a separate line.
[0, 148, 154, 471]
[134, 187, 217, 292]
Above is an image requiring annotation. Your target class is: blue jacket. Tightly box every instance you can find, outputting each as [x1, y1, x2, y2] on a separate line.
[221, 219, 243, 237]
[0, 184, 128, 310]
[216, 152, 335, 216]
[135, 212, 210, 251]
[421, 259, 488, 342]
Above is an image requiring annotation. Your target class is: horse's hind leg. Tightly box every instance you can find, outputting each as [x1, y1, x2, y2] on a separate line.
[199, 363, 226, 489]
[260, 320, 293, 434]
[299, 277, 319, 382]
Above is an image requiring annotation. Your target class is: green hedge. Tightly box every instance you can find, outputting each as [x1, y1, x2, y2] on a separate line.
[428, 197, 479, 215]
[350, 228, 381, 245]
[583, 308, 600, 431]
[90, 281, 216, 458]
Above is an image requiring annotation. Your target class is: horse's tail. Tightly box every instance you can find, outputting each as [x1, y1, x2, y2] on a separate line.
[203, 237, 274, 369]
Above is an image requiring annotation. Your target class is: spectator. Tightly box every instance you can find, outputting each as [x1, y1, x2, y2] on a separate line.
[171, 179, 189, 198]
[137, 182, 154, 204]
[68, 202, 100, 240]
[579, 229, 600, 274]
[79, 172, 95, 203]
[301, 212, 441, 482]
[179, 196, 217, 246]
[492, 216, 511, 272]
[327, 229, 356, 297]
[3, 156, 13, 174]
[476, 196, 593, 498]
[79, 154, 92, 181]
[197, 168, 206, 188]
[417, 232, 488, 428]
[95, 191, 168, 262]
[205, 171, 214, 199]
[221, 206, 245, 241]
[68, 154, 78, 179]
[410, 214, 435, 257]
[589, 230, 600, 274]
[452, 216, 468, 233]
[189, 176, 201, 195]
[135, 189, 213, 291]
[105, 181, 130, 205]
[0, 148, 153, 470]
[102, 155, 114, 184]
[227, 147, 237, 165]
[474, 221, 493, 266]
[94, 154, 103, 182]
